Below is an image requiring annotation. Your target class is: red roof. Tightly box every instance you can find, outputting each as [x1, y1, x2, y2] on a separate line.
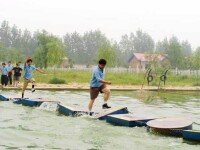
[133, 53, 166, 62]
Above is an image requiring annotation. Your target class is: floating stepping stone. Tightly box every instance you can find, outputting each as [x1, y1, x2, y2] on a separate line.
[13, 98, 59, 107]
[96, 107, 128, 120]
[0, 94, 9, 101]
[147, 118, 193, 136]
[58, 104, 91, 116]
[183, 130, 200, 142]
[106, 114, 157, 127]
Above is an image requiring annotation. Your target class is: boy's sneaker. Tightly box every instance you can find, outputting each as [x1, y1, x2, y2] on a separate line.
[102, 104, 111, 109]
[89, 112, 93, 116]
[31, 88, 35, 93]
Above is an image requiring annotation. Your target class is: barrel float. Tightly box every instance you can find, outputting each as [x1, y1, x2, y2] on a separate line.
[13, 98, 59, 107]
[106, 114, 157, 127]
[96, 107, 128, 120]
[0, 94, 9, 101]
[58, 104, 91, 116]
[183, 130, 200, 142]
[147, 118, 193, 137]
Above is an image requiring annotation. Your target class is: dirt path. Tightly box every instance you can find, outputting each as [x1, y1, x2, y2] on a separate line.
[2, 83, 200, 91]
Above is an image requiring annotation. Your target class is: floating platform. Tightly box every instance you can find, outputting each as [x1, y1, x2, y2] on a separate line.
[13, 98, 59, 107]
[106, 114, 157, 127]
[182, 130, 200, 142]
[57, 104, 91, 116]
[147, 118, 193, 136]
[0, 94, 9, 101]
[96, 107, 128, 120]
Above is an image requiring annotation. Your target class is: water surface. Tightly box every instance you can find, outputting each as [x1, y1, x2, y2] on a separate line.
[0, 90, 200, 150]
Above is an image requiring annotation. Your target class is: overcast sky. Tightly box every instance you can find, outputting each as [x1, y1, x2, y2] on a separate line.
[0, 0, 200, 49]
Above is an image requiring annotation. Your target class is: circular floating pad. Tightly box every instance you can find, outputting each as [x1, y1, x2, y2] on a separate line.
[147, 118, 193, 137]
[147, 118, 193, 129]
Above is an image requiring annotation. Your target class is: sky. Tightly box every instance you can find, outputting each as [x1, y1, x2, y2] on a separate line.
[0, 0, 200, 49]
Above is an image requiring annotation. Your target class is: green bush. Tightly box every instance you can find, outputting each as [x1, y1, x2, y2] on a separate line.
[193, 83, 200, 86]
[48, 78, 66, 84]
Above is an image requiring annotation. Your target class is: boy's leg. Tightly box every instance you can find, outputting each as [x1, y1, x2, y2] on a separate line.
[8, 74, 11, 85]
[9, 74, 12, 85]
[88, 99, 95, 112]
[5, 76, 8, 86]
[88, 87, 99, 115]
[102, 87, 111, 109]
[15, 77, 19, 87]
[1, 75, 3, 86]
[31, 78, 36, 92]
[22, 80, 29, 98]
[1, 75, 5, 88]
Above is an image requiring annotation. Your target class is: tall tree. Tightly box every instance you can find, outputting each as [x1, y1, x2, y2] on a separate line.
[155, 38, 169, 54]
[83, 30, 108, 64]
[0, 20, 11, 47]
[34, 31, 65, 68]
[168, 36, 183, 69]
[63, 32, 84, 64]
[133, 30, 155, 53]
[192, 47, 200, 70]
[97, 41, 117, 67]
[181, 40, 192, 57]
[47, 39, 65, 67]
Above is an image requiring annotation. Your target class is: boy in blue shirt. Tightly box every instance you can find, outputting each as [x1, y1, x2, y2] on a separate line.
[88, 59, 112, 115]
[22, 58, 44, 98]
[7, 61, 13, 86]
[1, 63, 8, 88]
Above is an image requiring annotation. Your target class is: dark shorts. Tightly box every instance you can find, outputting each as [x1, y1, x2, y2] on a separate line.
[90, 84, 106, 100]
[14, 76, 20, 81]
[1, 75, 8, 85]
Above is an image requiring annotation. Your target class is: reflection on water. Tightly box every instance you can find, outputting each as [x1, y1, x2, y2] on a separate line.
[0, 90, 200, 149]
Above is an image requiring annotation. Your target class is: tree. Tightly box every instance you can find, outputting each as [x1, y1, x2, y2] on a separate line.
[118, 33, 135, 67]
[83, 30, 108, 64]
[97, 41, 116, 67]
[34, 31, 66, 68]
[133, 30, 155, 53]
[0, 20, 11, 47]
[192, 47, 200, 70]
[168, 36, 183, 69]
[0, 42, 7, 61]
[47, 39, 65, 67]
[155, 38, 169, 54]
[6, 47, 25, 62]
[181, 40, 192, 57]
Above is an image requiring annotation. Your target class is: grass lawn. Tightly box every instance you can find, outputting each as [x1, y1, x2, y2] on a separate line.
[31, 70, 200, 86]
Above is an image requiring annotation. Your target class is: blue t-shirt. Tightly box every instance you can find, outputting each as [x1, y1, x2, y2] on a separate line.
[6, 65, 13, 72]
[1, 67, 8, 75]
[24, 65, 36, 80]
[90, 66, 105, 87]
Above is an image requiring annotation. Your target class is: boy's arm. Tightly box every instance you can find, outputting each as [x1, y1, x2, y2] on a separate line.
[24, 61, 26, 70]
[94, 71, 111, 85]
[36, 68, 44, 74]
[100, 80, 112, 85]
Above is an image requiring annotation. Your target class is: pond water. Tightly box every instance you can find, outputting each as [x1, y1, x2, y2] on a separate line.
[0, 90, 200, 150]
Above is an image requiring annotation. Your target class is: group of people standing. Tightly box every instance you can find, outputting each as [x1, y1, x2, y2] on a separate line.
[0, 61, 23, 88]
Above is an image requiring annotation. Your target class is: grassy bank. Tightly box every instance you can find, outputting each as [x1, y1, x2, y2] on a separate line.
[31, 70, 200, 86]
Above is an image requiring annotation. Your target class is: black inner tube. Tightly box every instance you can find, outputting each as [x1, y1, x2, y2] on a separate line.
[147, 75, 153, 82]
[160, 75, 167, 81]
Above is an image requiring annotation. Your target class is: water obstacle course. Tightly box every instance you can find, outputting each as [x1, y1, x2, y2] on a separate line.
[0, 94, 200, 142]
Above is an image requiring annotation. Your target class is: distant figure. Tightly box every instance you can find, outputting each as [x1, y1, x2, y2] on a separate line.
[88, 59, 112, 115]
[0, 63, 8, 88]
[7, 61, 13, 86]
[12, 63, 22, 87]
[18, 61, 23, 82]
[18, 61, 23, 71]
[22, 58, 44, 98]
